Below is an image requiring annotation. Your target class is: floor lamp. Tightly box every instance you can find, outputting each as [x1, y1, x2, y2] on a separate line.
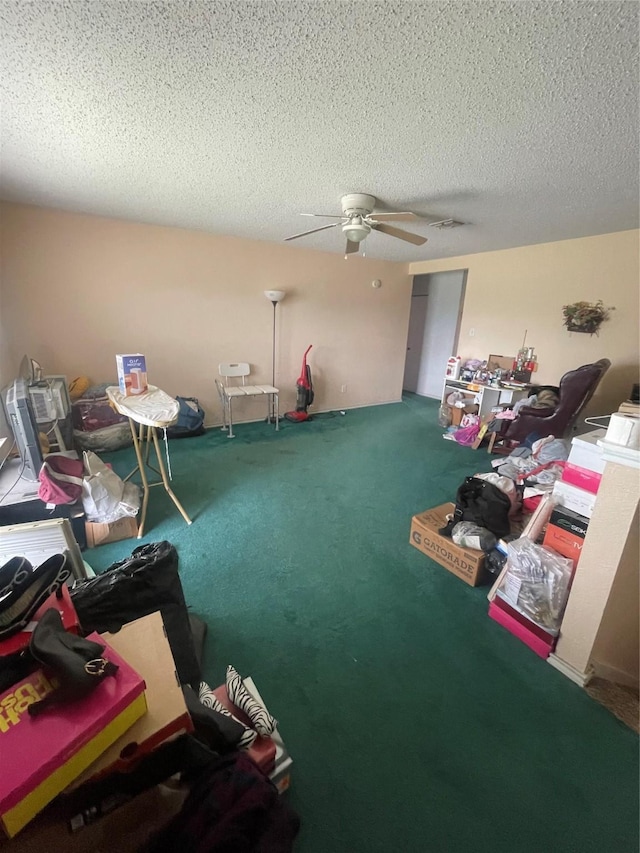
[264, 289, 286, 422]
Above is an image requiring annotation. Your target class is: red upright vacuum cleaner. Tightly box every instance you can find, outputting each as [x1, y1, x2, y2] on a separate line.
[285, 345, 314, 422]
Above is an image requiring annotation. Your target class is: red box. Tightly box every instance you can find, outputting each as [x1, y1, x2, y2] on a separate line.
[543, 506, 589, 570]
[212, 684, 276, 775]
[0, 636, 147, 837]
[561, 462, 602, 494]
[0, 586, 80, 657]
[489, 596, 556, 659]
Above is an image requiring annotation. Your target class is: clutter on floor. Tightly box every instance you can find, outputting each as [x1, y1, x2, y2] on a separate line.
[440, 357, 611, 454]
[0, 541, 297, 848]
[410, 422, 611, 661]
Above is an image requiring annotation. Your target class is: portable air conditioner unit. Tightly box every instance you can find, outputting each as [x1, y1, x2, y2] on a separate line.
[28, 378, 71, 424]
[3, 379, 44, 482]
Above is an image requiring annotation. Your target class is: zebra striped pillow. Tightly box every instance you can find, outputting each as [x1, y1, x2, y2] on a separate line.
[225, 665, 278, 736]
[198, 681, 257, 749]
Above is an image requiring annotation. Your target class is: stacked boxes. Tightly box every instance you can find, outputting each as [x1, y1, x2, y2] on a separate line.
[0, 639, 146, 838]
[560, 429, 606, 495]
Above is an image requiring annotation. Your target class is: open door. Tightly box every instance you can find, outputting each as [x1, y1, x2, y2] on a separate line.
[403, 270, 467, 397]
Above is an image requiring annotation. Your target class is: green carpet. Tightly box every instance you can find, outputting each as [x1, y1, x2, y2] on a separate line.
[85, 396, 639, 853]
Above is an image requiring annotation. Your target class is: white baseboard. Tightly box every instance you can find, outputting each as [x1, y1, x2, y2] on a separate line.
[548, 653, 594, 687]
[202, 398, 403, 431]
[591, 660, 640, 690]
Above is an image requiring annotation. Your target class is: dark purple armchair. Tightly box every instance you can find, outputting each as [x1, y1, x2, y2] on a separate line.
[501, 359, 611, 443]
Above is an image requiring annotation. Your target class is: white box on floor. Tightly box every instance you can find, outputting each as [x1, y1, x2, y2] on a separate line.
[552, 479, 597, 519]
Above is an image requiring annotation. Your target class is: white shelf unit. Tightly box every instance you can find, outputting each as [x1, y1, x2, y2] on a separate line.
[441, 377, 530, 420]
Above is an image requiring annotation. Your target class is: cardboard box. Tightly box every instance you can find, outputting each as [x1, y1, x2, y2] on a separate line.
[0, 585, 80, 657]
[450, 403, 478, 427]
[568, 429, 606, 474]
[115, 354, 148, 397]
[0, 638, 146, 838]
[69, 613, 192, 788]
[552, 479, 597, 519]
[409, 503, 489, 587]
[489, 596, 556, 659]
[561, 461, 602, 494]
[0, 782, 187, 853]
[543, 506, 589, 569]
[85, 516, 138, 548]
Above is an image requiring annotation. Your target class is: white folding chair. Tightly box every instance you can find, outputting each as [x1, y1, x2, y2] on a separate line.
[217, 363, 279, 438]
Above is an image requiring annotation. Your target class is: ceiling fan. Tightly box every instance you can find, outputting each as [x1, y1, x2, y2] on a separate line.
[284, 193, 461, 257]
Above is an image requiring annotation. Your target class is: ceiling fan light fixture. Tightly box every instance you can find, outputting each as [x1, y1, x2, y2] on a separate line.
[342, 221, 371, 243]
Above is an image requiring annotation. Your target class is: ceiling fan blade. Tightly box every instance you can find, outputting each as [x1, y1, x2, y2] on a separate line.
[374, 223, 427, 246]
[300, 213, 345, 219]
[284, 223, 339, 241]
[369, 212, 419, 222]
[345, 240, 359, 254]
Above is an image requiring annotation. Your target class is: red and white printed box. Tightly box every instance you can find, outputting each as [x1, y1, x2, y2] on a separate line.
[0, 636, 147, 838]
[561, 462, 602, 495]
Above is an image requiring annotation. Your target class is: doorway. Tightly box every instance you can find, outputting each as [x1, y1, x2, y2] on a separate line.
[403, 270, 467, 398]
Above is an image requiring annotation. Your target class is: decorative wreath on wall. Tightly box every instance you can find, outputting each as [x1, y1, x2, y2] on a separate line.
[562, 300, 615, 335]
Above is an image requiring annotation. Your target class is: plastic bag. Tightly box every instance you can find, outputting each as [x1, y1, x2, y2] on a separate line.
[70, 541, 200, 688]
[73, 422, 133, 452]
[531, 436, 571, 465]
[451, 522, 497, 552]
[81, 450, 140, 523]
[446, 391, 465, 407]
[438, 405, 452, 428]
[496, 537, 573, 634]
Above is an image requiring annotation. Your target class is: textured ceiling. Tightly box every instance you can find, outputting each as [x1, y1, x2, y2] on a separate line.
[1, 1, 638, 262]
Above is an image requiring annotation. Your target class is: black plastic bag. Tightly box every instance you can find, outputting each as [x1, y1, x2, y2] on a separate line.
[70, 541, 200, 688]
[439, 476, 512, 540]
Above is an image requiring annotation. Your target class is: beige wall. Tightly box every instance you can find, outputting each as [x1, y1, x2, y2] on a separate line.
[554, 461, 640, 687]
[0, 203, 412, 424]
[591, 503, 639, 686]
[410, 230, 640, 420]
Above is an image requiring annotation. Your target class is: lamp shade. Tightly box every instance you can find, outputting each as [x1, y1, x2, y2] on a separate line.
[264, 290, 286, 303]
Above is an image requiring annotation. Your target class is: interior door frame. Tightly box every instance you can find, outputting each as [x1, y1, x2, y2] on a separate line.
[403, 269, 468, 398]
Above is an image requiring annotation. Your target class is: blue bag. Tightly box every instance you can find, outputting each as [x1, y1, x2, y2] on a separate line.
[167, 397, 205, 438]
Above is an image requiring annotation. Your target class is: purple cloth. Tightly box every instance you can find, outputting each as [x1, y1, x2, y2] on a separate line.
[143, 751, 300, 853]
[454, 424, 480, 446]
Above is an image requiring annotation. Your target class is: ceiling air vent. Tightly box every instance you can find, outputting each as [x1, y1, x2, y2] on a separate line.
[428, 219, 464, 229]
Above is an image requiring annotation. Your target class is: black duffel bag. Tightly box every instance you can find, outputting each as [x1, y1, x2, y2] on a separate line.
[439, 476, 512, 540]
[70, 541, 200, 689]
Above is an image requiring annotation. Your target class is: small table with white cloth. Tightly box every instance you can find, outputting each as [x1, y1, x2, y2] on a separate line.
[106, 385, 192, 538]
